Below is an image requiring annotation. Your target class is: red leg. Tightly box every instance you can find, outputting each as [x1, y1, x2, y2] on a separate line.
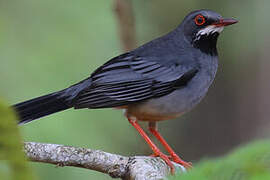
[148, 122, 192, 169]
[128, 117, 175, 174]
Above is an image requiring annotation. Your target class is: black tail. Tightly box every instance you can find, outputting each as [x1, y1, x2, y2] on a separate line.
[13, 90, 71, 124]
[12, 78, 92, 124]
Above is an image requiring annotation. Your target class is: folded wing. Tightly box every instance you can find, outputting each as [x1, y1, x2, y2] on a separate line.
[73, 53, 198, 109]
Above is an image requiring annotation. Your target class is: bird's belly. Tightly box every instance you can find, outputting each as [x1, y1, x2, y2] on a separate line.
[126, 105, 183, 122]
[125, 70, 216, 122]
[126, 87, 207, 122]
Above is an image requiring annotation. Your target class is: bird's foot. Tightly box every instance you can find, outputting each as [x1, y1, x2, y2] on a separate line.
[150, 153, 192, 170]
[169, 153, 192, 169]
[149, 153, 160, 157]
[150, 152, 175, 174]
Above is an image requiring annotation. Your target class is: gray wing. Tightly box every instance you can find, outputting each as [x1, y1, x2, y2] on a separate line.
[73, 53, 198, 109]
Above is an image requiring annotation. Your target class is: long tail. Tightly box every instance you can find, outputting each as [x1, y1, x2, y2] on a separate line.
[13, 90, 71, 125]
[13, 78, 92, 124]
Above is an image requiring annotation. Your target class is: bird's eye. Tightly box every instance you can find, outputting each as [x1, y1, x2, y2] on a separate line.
[194, 15, 206, 26]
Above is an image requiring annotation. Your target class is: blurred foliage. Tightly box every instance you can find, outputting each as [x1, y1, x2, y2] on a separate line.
[1, 0, 270, 180]
[170, 140, 270, 180]
[0, 100, 35, 180]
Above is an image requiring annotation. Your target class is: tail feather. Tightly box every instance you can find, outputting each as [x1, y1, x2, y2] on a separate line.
[13, 91, 71, 124]
[13, 78, 92, 124]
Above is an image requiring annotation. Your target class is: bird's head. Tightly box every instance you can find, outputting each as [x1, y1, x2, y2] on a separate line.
[181, 10, 238, 55]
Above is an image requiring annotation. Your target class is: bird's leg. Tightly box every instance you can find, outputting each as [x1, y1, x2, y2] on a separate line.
[148, 122, 192, 169]
[127, 117, 175, 174]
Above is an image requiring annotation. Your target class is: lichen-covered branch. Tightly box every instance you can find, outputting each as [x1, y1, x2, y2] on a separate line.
[113, 0, 137, 51]
[24, 142, 185, 180]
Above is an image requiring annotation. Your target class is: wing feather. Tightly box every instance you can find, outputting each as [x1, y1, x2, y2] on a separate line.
[74, 54, 197, 108]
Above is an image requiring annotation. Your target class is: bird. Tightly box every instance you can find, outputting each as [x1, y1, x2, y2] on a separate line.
[13, 9, 237, 173]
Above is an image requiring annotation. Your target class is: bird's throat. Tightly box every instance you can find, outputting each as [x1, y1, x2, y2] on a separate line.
[192, 33, 219, 56]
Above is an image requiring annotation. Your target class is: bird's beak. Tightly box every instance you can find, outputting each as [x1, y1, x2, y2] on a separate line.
[213, 18, 238, 27]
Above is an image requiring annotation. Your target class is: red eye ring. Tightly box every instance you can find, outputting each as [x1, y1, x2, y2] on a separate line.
[195, 15, 206, 26]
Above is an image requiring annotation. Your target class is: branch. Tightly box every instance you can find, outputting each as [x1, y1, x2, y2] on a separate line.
[24, 142, 186, 180]
[113, 0, 136, 51]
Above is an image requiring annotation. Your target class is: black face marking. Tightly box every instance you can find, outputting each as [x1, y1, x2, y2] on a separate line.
[193, 32, 219, 56]
[181, 10, 224, 56]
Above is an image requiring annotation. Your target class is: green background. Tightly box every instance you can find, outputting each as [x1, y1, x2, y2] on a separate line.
[1, 0, 270, 179]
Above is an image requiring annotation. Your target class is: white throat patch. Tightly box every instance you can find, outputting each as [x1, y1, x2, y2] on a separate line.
[194, 25, 224, 41]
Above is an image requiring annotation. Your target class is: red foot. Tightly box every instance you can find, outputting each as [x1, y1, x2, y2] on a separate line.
[128, 118, 179, 174]
[151, 153, 192, 169]
[148, 124, 192, 170]
[169, 153, 192, 169]
[151, 152, 175, 174]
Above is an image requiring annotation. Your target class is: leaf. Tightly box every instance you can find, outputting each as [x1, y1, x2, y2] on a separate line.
[170, 141, 270, 180]
[0, 99, 36, 180]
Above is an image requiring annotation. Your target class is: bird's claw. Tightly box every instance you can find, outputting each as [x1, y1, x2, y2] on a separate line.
[150, 153, 192, 172]
[169, 154, 192, 169]
[149, 152, 175, 174]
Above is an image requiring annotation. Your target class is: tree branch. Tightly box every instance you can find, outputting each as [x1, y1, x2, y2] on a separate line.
[113, 0, 137, 51]
[24, 142, 186, 180]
